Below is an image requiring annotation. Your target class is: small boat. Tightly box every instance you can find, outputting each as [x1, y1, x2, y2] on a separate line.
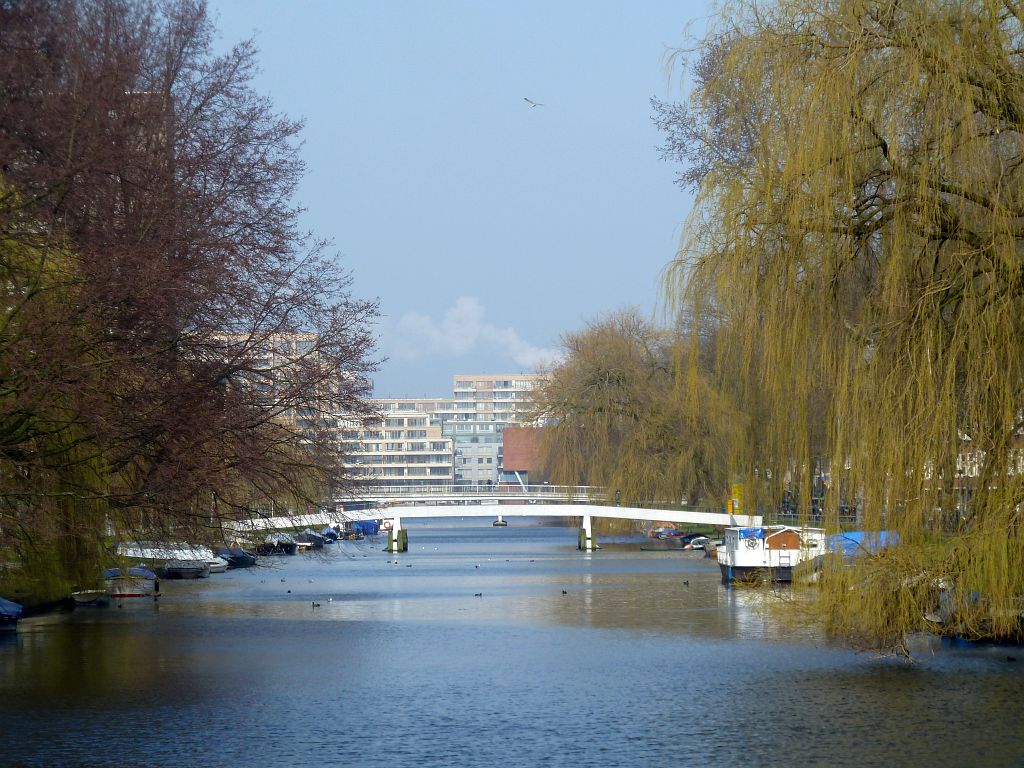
[492, 516, 508, 527]
[718, 525, 826, 583]
[295, 529, 325, 549]
[217, 546, 257, 568]
[72, 589, 112, 607]
[648, 526, 685, 539]
[206, 556, 230, 573]
[103, 567, 160, 601]
[0, 597, 23, 631]
[320, 526, 339, 543]
[117, 541, 219, 577]
[257, 533, 297, 556]
[162, 559, 211, 579]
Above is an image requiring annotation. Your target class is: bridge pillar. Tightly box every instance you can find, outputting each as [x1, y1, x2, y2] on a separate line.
[578, 514, 596, 552]
[386, 518, 407, 553]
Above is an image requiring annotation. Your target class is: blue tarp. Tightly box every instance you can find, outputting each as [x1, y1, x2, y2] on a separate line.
[738, 527, 766, 539]
[0, 596, 23, 619]
[353, 520, 379, 536]
[828, 530, 900, 556]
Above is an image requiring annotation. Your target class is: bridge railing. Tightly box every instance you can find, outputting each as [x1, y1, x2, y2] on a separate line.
[338, 484, 603, 503]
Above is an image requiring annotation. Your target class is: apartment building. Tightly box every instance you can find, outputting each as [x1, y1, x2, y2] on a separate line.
[340, 375, 544, 488]
[341, 399, 455, 487]
[446, 374, 542, 486]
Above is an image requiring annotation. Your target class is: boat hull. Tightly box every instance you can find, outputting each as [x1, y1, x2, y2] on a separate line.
[257, 540, 297, 556]
[217, 547, 257, 568]
[719, 562, 793, 583]
[162, 560, 210, 579]
[105, 579, 157, 598]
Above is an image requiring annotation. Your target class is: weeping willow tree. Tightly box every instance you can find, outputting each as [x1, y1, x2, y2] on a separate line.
[532, 309, 741, 514]
[662, 0, 1024, 649]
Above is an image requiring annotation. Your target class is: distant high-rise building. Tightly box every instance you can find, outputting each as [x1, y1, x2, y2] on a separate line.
[340, 374, 544, 487]
[445, 374, 542, 486]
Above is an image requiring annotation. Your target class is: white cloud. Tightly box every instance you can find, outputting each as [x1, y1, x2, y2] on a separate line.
[384, 296, 563, 371]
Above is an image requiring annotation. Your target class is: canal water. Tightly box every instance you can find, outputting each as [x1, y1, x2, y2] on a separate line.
[1, 520, 1022, 768]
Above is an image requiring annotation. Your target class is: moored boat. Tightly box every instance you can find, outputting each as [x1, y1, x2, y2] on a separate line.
[103, 567, 160, 601]
[257, 533, 297, 556]
[0, 597, 23, 631]
[117, 541, 219, 578]
[162, 559, 211, 579]
[217, 546, 257, 568]
[718, 525, 826, 583]
[295, 529, 325, 549]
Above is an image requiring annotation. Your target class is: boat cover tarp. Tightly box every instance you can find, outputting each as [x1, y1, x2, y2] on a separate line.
[218, 546, 254, 557]
[353, 520, 379, 535]
[828, 530, 900, 556]
[0, 596, 23, 619]
[103, 567, 158, 580]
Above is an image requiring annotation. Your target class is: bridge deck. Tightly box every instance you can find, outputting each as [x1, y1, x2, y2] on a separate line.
[342, 503, 761, 528]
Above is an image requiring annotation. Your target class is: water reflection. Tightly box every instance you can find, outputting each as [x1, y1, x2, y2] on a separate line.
[2, 523, 1022, 768]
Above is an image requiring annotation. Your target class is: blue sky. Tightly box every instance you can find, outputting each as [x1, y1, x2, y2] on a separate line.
[208, 1, 712, 397]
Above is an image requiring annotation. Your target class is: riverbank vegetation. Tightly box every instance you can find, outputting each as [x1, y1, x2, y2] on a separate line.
[0, 1, 378, 601]
[531, 309, 742, 535]
[652, 0, 1024, 649]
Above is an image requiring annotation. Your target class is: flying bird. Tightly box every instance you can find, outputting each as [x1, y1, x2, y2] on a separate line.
[523, 97, 543, 108]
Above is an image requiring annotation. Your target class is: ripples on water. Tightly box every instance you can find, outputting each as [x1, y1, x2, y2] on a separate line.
[1, 521, 1022, 767]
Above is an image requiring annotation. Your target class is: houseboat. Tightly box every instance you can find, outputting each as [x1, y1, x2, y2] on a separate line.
[717, 525, 826, 583]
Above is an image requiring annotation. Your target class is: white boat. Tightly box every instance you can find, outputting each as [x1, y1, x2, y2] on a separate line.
[207, 556, 229, 573]
[117, 541, 216, 578]
[117, 541, 213, 561]
[717, 525, 826, 583]
[103, 567, 160, 602]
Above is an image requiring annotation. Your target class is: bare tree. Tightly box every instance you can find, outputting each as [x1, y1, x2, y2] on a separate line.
[0, 0, 379, 596]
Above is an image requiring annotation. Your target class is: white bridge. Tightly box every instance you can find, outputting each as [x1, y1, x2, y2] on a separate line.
[336, 484, 761, 553]
[225, 485, 760, 553]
